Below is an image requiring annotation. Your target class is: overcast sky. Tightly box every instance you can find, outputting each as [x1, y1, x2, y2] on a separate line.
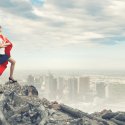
[0, 0, 125, 71]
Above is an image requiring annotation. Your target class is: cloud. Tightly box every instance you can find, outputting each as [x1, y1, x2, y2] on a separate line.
[31, 0, 44, 5]
[0, 0, 41, 20]
[0, 0, 125, 70]
[106, 0, 125, 16]
[0, 0, 124, 49]
[48, 0, 110, 16]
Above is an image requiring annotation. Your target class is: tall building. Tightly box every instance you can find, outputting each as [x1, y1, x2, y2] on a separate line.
[96, 82, 106, 98]
[106, 83, 125, 100]
[43, 73, 55, 91]
[40, 75, 50, 98]
[68, 77, 78, 101]
[78, 76, 90, 95]
[27, 75, 35, 85]
[57, 77, 65, 94]
[48, 73, 58, 99]
[34, 76, 43, 88]
[43, 75, 49, 91]
[51, 77, 58, 93]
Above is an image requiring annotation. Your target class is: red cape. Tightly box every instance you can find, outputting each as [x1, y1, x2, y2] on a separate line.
[0, 35, 13, 76]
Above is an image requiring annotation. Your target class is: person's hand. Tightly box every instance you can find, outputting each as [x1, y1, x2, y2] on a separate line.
[5, 43, 11, 45]
[0, 42, 10, 48]
[0, 43, 6, 48]
[3, 42, 11, 46]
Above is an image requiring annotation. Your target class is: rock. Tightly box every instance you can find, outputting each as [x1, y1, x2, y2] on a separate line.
[111, 118, 125, 125]
[101, 110, 118, 120]
[0, 82, 46, 125]
[21, 85, 38, 96]
[60, 104, 90, 118]
[0, 81, 125, 125]
[114, 113, 125, 121]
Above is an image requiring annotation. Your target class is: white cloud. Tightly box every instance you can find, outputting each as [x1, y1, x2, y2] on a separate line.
[107, 0, 125, 16]
[0, 0, 125, 70]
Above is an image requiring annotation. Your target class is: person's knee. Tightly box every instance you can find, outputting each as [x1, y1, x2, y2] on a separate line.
[12, 60, 16, 65]
[8, 58, 16, 64]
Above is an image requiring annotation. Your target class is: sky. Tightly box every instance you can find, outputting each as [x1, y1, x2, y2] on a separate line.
[0, 0, 125, 71]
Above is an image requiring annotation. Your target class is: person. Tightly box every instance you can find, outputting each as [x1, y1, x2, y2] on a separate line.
[0, 25, 17, 83]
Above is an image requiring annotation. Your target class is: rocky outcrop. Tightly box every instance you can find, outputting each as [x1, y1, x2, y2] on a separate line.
[0, 81, 125, 125]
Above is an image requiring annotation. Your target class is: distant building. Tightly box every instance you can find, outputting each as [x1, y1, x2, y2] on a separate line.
[43, 75, 49, 91]
[34, 76, 43, 88]
[67, 77, 78, 101]
[42, 73, 55, 91]
[27, 75, 35, 85]
[106, 83, 125, 100]
[78, 76, 90, 95]
[39, 76, 44, 84]
[96, 82, 106, 98]
[48, 73, 58, 99]
[57, 77, 65, 95]
[52, 77, 58, 93]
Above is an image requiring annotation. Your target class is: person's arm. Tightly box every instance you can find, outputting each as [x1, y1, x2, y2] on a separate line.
[2, 35, 11, 46]
[0, 39, 4, 48]
[4, 42, 11, 46]
[0, 35, 11, 48]
[0, 43, 7, 48]
[0, 43, 3, 48]
[0, 42, 11, 48]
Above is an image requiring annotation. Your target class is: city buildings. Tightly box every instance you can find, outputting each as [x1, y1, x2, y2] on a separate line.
[96, 82, 106, 98]
[26, 73, 125, 103]
[79, 76, 90, 96]
[106, 83, 125, 101]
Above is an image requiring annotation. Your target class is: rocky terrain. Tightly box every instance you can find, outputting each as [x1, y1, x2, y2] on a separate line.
[0, 81, 124, 125]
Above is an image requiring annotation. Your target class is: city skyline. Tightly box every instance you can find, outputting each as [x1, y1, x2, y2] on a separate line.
[0, 0, 125, 71]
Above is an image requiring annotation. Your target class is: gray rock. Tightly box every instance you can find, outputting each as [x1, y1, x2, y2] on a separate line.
[101, 110, 118, 120]
[0, 81, 125, 125]
[114, 113, 125, 121]
[111, 118, 125, 125]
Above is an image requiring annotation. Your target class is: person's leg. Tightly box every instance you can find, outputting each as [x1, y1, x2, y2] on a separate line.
[8, 57, 16, 79]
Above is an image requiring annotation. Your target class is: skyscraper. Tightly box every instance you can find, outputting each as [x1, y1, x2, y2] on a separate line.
[57, 77, 65, 94]
[27, 75, 35, 85]
[106, 83, 125, 100]
[96, 82, 106, 98]
[48, 73, 58, 99]
[79, 76, 90, 95]
[67, 77, 78, 101]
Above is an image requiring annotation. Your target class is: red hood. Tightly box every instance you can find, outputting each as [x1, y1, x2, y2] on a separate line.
[0, 35, 13, 76]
